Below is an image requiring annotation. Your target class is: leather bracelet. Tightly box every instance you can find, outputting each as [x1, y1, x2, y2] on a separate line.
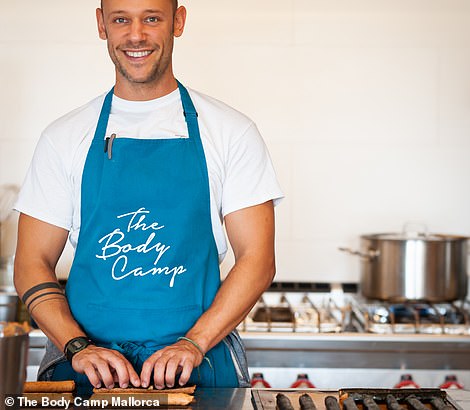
[177, 336, 205, 356]
[176, 336, 212, 369]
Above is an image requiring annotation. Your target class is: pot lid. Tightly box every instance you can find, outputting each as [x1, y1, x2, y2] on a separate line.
[362, 233, 468, 241]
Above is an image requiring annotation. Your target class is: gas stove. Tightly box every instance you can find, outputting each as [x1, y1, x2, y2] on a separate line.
[238, 282, 470, 390]
[238, 284, 470, 335]
[238, 282, 470, 335]
[353, 298, 470, 335]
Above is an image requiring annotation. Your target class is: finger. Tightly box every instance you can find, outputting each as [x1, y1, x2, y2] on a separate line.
[83, 363, 102, 389]
[140, 353, 161, 388]
[110, 350, 141, 387]
[153, 356, 170, 389]
[178, 359, 194, 387]
[164, 357, 181, 388]
[112, 369, 119, 383]
[126, 362, 141, 387]
[94, 359, 116, 389]
[107, 356, 131, 389]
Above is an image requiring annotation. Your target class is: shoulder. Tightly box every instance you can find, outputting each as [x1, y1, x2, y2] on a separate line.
[42, 93, 106, 151]
[187, 88, 255, 136]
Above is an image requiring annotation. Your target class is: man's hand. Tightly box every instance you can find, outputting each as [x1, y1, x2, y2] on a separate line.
[72, 345, 141, 389]
[140, 340, 203, 389]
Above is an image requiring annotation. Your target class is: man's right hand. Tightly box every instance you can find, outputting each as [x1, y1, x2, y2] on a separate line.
[72, 345, 141, 389]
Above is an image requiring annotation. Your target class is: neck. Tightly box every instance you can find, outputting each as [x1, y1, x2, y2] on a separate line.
[113, 71, 178, 101]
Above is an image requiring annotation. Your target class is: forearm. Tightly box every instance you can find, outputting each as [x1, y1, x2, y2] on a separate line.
[15, 262, 86, 352]
[185, 253, 275, 353]
[14, 213, 87, 352]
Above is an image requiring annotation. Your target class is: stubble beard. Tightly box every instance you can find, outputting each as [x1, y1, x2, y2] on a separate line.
[109, 43, 173, 85]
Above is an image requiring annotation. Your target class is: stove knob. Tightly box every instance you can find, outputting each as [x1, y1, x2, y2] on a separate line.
[394, 374, 420, 389]
[250, 372, 271, 388]
[439, 375, 464, 390]
[290, 373, 316, 388]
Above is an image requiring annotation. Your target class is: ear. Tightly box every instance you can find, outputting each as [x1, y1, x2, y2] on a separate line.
[173, 6, 187, 38]
[96, 8, 107, 40]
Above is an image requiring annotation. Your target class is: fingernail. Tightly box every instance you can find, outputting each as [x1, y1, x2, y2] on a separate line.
[121, 383, 128, 389]
[96, 383, 102, 388]
[142, 382, 148, 388]
[155, 385, 163, 390]
[167, 384, 173, 388]
[107, 384, 114, 389]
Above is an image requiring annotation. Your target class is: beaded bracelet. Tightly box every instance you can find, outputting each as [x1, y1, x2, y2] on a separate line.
[177, 336, 212, 369]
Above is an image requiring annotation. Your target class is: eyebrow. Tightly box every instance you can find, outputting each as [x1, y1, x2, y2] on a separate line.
[108, 9, 164, 16]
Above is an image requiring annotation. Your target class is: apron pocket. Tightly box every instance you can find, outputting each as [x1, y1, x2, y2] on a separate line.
[84, 303, 202, 345]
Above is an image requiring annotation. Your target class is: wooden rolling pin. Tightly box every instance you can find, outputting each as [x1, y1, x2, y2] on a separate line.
[90, 392, 194, 407]
[92, 385, 196, 394]
[24, 381, 75, 393]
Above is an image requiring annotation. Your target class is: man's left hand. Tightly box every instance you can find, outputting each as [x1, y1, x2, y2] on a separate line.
[140, 339, 203, 389]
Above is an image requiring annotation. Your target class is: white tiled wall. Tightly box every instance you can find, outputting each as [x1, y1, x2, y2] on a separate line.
[2, 1, 470, 283]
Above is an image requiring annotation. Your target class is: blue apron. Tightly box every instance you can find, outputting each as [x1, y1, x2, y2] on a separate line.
[61, 82, 239, 390]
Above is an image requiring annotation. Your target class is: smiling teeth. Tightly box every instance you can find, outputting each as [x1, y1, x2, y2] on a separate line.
[126, 51, 151, 58]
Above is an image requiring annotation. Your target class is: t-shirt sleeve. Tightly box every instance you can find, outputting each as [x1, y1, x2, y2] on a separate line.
[14, 132, 73, 230]
[222, 122, 284, 217]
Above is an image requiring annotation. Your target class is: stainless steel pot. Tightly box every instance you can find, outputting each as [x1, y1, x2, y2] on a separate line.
[340, 229, 469, 302]
[0, 292, 18, 322]
[0, 322, 29, 398]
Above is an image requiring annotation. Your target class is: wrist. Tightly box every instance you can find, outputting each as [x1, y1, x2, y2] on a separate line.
[184, 331, 210, 354]
[177, 336, 213, 370]
[177, 336, 205, 358]
[63, 336, 93, 362]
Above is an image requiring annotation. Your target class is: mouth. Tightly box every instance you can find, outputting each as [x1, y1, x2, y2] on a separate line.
[124, 50, 153, 59]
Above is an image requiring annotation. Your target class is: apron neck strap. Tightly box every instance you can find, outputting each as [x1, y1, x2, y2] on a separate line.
[93, 82, 201, 142]
[177, 81, 201, 141]
[94, 87, 114, 142]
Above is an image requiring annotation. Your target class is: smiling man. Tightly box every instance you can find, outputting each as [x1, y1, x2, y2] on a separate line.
[14, 0, 283, 395]
[98, 0, 182, 98]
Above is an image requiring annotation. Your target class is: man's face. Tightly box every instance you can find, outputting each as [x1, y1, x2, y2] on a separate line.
[97, 0, 185, 87]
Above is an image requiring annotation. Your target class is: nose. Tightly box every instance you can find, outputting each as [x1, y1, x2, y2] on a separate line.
[128, 19, 146, 43]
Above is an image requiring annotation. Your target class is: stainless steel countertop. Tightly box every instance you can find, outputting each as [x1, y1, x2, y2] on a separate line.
[16, 389, 466, 410]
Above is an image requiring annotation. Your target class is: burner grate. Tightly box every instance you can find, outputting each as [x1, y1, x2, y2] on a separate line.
[353, 299, 470, 335]
[240, 294, 344, 333]
[238, 289, 470, 335]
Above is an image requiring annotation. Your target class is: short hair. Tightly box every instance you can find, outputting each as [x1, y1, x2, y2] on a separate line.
[101, 0, 178, 13]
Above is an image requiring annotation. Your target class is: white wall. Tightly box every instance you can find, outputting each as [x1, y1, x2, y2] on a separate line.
[1, 1, 470, 283]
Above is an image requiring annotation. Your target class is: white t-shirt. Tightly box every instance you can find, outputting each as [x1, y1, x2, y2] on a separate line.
[16, 87, 283, 261]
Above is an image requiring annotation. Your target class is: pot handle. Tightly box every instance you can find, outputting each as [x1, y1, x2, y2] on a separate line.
[338, 247, 380, 260]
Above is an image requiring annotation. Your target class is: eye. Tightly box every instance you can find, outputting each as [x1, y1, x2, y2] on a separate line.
[114, 17, 128, 24]
[145, 16, 159, 23]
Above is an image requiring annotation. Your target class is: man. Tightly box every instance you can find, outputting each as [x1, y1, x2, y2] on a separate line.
[14, 0, 282, 395]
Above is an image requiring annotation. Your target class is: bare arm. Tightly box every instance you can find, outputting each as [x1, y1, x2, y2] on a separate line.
[14, 213, 81, 349]
[14, 213, 140, 389]
[141, 200, 276, 388]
